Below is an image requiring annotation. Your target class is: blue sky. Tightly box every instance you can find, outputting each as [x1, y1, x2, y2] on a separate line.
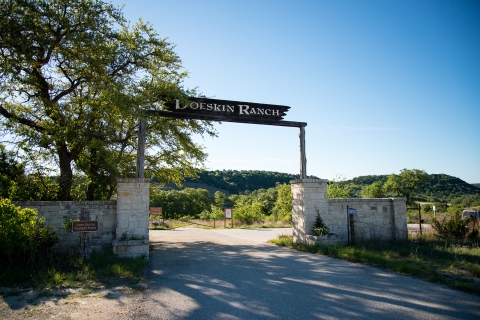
[111, 0, 480, 183]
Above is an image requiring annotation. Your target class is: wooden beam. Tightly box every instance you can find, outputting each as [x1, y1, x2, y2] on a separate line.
[300, 126, 307, 179]
[136, 118, 146, 179]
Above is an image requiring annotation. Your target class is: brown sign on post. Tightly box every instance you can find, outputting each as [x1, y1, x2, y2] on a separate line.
[72, 221, 99, 232]
[150, 207, 162, 216]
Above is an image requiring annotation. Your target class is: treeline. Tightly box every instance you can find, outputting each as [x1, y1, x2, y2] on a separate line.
[331, 172, 479, 203]
[187, 170, 316, 195]
[184, 170, 478, 203]
[150, 183, 292, 224]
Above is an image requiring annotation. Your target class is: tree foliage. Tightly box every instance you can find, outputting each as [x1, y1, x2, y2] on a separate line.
[150, 187, 212, 219]
[0, 146, 58, 200]
[327, 175, 358, 198]
[192, 170, 315, 194]
[0, 0, 214, 200]
[383, 169, 429, 205]
[360, 181, 386, 198]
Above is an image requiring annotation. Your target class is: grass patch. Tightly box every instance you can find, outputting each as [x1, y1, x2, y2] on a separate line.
[149, 219, 191, 230]
[0, 251, 146, 290]
[183, 219, 291, 229]
[269, 235, 480, 294]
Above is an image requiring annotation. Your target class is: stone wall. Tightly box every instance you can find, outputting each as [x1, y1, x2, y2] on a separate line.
[291, 179, 407, 245]
[326, 198, 407, 243]
[14, 179, 150, 259]
[13, 201, 117, 253]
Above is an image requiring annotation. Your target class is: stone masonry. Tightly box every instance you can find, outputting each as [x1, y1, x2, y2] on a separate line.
[291, 179, 328, 243]
[291, 179, 407, 245]
[13, 201, 116, 253]
[112, 178, 150, 258]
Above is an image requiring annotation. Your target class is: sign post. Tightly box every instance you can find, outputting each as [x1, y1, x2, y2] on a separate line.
[347, 206, 356, 245]
[223, 203, 234, 228]
[150, 207, 164, 224]
[72, 208, 99, 259]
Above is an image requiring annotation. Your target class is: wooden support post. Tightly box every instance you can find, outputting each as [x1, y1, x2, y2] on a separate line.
[136, 118, 146, 179]
[349, 214, 355, 245]
[299, 126, 307, 179]
[79, 208, 91, 259]
[418, 203, 422, 236]
[347, 205, 350, 245]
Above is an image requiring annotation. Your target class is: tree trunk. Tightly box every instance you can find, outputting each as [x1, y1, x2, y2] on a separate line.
[86, 148, 98, 201]
[57, 142, 74, 201]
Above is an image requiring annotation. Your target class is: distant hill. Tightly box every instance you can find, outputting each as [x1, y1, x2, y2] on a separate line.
[186, 170, 317, 195]
[473, 183, 480, 189]
[349, 173, 479, 202]
[159, 170, 480, 201]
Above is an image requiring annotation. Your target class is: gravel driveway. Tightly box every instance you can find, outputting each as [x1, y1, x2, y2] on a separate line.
[1, 227, 479, 319]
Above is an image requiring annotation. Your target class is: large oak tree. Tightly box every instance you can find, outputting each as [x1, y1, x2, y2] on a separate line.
[0, 0, 214, 200]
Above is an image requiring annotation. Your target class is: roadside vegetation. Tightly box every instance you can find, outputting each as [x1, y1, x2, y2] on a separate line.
[270, 233, 480, 294]
[0, 200, 145, 289]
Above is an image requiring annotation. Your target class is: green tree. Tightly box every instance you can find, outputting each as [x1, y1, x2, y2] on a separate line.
[383, 169, 429, 205]
[0, 0, 214, 200]
[360, 181, 386, 198]
[234, 202, 265, 225]
[0, 147, 58, 200]
[272, 183, 292, 222]
[327, 175, 358, 198]
[214, 191, 228, 210]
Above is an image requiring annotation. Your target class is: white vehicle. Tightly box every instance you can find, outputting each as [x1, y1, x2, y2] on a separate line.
[462, 210, 480, 219]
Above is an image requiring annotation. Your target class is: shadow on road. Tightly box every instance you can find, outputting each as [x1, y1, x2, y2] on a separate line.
[139, 238, 480, 319]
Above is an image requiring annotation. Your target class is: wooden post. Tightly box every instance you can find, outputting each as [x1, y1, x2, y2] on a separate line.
[418, 203, 422, 236]
[299, 126, 307, 179]
[79, 208, 91, 259]
[349, 212, 355, 245]
[136, 118, 146, 179]
[347, 205, 350, 245]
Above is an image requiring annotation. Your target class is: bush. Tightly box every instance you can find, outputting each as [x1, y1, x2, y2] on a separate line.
[0, 199, 58, 266]
[234, 202, 265, 224]
[312, 209, 329, 236]
[432, 210, 470, 239]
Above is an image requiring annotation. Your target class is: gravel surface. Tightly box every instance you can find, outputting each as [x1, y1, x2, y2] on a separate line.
[1, 227, 479, 319]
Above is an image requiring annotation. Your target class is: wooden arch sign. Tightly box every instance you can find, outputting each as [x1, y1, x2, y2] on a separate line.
[136, 97, 307, 179]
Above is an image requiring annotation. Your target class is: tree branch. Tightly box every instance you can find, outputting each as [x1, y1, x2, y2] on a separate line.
[0, 104, 46, 132]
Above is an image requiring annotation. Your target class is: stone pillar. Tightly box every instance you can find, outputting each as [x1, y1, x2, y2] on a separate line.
[392, 197, 408, 240]
[290, 179, 328, 243]
[112, 178, 150, 258]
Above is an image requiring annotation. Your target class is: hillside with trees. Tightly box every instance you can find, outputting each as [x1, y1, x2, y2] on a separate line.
[185, 170, 317, 195]
[176, 170, 479, 203]
[349, 173, 479, 203]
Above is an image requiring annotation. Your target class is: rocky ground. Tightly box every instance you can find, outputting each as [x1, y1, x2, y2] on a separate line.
[0, 282, 146, 320]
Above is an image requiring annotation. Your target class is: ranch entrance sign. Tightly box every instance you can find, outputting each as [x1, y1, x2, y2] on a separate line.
[138, 97, 308, 178]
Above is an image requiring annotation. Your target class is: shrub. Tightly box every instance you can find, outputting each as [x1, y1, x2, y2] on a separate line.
[432, 210, 470, 239]
[312, 209, 329, 236]
[234, 202, 265, 224]
[0, 199, 58, 266]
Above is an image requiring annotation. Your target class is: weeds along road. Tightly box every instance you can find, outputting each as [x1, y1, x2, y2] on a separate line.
[131, 227, 480, 320]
